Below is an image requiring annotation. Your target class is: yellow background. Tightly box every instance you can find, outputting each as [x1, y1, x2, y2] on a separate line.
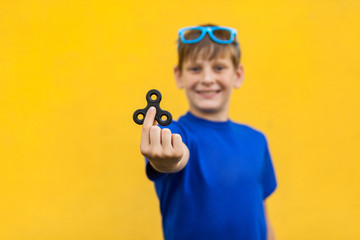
[1, 0, 359, 239]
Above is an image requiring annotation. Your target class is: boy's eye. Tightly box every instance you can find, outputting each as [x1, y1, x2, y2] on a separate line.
[214, 66, 225, 71]
[189, 67, 201, 72]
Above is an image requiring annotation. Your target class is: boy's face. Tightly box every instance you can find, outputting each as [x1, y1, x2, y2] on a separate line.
[174, 53, 244, 120]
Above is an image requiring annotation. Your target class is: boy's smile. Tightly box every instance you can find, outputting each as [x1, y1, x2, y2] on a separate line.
[175, 53, 244, 121]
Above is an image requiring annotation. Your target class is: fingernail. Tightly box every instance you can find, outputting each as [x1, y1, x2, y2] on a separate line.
[149, 106, 155, 112]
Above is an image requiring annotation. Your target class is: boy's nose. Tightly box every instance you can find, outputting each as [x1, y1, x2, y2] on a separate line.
[200, 69, 215, 85]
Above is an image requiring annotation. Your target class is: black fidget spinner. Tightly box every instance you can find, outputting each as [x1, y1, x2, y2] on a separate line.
[133, 89, 172, 126]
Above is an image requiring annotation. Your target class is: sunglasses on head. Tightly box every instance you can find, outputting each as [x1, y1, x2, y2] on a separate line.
[178, 26, 238, 45]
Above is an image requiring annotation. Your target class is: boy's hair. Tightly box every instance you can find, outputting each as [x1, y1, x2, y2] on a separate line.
[177, 24, 241, 72]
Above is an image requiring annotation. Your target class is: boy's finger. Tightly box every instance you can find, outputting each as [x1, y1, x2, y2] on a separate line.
[150, 125, 162, 148]
[161, 128, 172, 151]
[141, 107, 156, 145]
[172, 134, 183, 153]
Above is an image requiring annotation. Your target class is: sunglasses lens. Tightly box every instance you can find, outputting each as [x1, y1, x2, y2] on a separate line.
[183, 29, 203, 41]
[213, 29, 232, 41]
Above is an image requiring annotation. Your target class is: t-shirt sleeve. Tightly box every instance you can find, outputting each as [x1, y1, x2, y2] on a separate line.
[261, 136, 277, 199]
[145, 157, 169, 181]
[144, 121, 187, 181]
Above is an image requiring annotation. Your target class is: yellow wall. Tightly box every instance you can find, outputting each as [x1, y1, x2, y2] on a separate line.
[1, 0, 359, 239]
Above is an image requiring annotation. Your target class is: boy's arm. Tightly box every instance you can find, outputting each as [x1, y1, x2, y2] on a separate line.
[140, 106, 189, 173]
[264, 201, 276, 240]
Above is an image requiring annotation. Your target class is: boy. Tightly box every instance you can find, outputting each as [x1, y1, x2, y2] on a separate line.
[140, 24, 277, 240]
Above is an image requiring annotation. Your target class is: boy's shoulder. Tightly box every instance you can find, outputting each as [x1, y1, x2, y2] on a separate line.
[230, 120, 267, 141]
[231, 120, 264, 134]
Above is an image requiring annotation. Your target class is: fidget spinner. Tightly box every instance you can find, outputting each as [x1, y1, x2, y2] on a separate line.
[133, 89, 172, 126]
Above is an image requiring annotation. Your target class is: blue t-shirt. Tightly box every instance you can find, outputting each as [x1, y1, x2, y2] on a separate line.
[145, 112, 277, 240]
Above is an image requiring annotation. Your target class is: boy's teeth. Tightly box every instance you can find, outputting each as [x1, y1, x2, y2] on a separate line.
[198, 90, 218, 93]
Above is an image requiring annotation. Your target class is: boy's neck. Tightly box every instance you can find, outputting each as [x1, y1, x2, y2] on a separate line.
[189, 108, 229, 122]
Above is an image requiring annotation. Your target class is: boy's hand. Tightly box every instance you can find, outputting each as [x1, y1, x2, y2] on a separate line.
[140, 106, 189, 173]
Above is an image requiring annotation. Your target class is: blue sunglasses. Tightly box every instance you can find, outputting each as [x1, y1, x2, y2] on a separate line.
[178, 26, 238, 45]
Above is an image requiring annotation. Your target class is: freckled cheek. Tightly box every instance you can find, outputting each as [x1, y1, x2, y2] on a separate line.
[216, 81, 227, 90]
[218, 79, 233, 89]
[184, 80, 199, 91]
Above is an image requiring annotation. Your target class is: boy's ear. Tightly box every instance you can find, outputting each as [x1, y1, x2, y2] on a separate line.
[174, 66, 184, 89]
[233, 63, 244, 89]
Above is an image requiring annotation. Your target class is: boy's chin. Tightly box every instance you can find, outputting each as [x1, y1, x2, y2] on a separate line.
[190, 105, 229, 120]
[194, 105, 222, 114]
